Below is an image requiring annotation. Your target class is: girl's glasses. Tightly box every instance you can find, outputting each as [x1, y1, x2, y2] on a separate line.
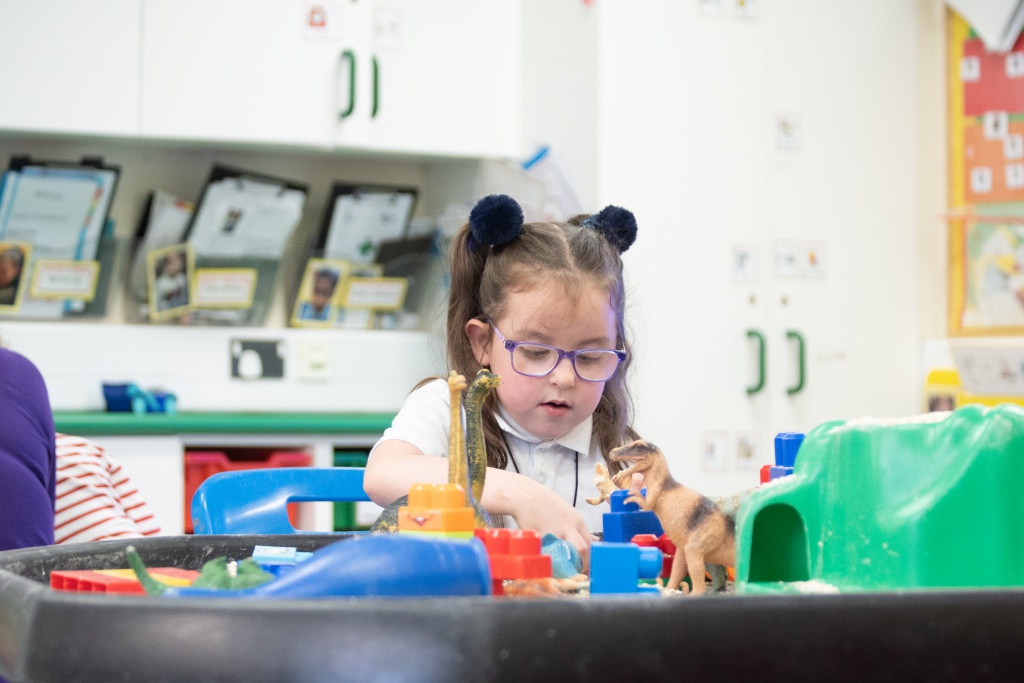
[489, 322, 626, 382]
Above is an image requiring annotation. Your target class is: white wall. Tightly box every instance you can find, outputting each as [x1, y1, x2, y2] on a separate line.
[526, 0, 940, 495]
[918, 0, 951, 340]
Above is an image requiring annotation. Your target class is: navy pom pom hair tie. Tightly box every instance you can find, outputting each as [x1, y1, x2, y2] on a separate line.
[583, 205, 638, 254]
[467, 194, 637, 254]
[468, 194, 524, 252]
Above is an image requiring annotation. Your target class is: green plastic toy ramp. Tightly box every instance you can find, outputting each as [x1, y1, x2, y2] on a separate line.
[737, 404, 1024, 594]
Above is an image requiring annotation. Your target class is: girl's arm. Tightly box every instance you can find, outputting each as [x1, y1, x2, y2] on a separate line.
[364, 440, 594, 570]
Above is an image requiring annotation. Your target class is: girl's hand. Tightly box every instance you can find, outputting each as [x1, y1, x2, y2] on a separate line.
[508, 479, 594, 572]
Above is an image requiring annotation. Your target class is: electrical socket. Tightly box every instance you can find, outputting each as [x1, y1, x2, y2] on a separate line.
[230, 339, 285, 380]
[298, 339, 331, 382]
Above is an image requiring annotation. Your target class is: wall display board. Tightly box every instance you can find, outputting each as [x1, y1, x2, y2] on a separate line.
[949, 11, 1024, 334]
[183, 165, 307, 326]
[0, 155, 118, 319]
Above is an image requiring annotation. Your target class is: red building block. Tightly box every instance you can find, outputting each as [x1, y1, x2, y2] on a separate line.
[632, 533, 676, 579]
[474, 528, 552, 595]
[50, 567, 200, 594]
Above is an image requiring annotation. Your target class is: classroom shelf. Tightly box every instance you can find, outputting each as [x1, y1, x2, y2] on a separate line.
[52, 411, 396, 436]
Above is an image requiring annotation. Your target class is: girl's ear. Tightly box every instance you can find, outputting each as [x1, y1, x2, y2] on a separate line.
[464, 319, 492, 367]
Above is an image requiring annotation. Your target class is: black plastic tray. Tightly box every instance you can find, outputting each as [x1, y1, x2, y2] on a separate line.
[1, 535, 1024, 682]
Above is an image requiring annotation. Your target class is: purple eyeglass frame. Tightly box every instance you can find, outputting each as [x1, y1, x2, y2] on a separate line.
[488, 321, 626, 382]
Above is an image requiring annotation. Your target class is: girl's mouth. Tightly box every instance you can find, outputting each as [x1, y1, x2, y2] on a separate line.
[541, 401, 570, 417]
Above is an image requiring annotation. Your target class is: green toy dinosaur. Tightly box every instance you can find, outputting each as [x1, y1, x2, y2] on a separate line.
[370, 369, 499, 532]
[127, 546, 274, 595]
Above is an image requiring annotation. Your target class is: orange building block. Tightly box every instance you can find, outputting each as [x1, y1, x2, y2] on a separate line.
[398, 507, 474, 532]
[398, 482, 476, 535]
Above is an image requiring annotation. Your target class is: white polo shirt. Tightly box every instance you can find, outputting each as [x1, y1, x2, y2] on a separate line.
[374, 378, 607, 532]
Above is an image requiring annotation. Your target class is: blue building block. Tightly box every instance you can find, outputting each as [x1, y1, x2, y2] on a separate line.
[774, 432, 805, 468]
[769, 465, 794, 481]
[252, 545, 313, 577]
[591, 542, 662, 595]
[602, 489, 664, 542]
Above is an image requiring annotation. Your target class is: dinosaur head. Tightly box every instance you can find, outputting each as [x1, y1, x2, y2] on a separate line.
[448, 370, 468, 392]
[473, 368, 501, 392]
[609, 439, 663, 473]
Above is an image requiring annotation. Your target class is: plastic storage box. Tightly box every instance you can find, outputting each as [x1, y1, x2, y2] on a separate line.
[184, 450, 312, 533]
[332, 451, 369, 531]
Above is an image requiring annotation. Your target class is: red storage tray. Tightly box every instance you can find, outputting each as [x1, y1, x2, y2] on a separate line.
[184, 450, 313, 533]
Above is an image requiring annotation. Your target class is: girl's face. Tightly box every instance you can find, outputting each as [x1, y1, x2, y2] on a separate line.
[466, 281, 618, 441]
[0, 253, 19, 287]
[164, 254, 184, 277]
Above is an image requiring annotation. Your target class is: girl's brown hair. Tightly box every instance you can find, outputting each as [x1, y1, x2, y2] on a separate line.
[446, 213, 639, 474]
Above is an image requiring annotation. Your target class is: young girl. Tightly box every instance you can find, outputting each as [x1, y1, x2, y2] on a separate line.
[363, 194, 640, 566]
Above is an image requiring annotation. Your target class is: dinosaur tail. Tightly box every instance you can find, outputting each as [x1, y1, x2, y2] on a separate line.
[125, 545, 168, 595]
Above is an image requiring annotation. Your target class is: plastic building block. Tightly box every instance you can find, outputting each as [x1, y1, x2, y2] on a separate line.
[737, 405, 1024, 594]
[590, 542, 662, 595]
[160, 534, 492, 599]
[251, 545, 312, 565]
[774, 432, 805, 468]
[102, 382, 177, 416]
[763, 432, 803, 481]
[602, 488, 664, 542]
[631, 533, 675, 579]
[475, 528, 553, 595]
[398, 483, 475, 539]
[51, 567, 199, 594]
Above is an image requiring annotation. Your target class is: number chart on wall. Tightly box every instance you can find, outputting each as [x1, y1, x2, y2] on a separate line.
[949, 11, 1024, 335]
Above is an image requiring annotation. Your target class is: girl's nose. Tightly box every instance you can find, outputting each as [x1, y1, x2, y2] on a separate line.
[549, 356, 576, 388]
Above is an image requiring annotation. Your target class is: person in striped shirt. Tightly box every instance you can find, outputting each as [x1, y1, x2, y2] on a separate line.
[54, 434, 161, 544]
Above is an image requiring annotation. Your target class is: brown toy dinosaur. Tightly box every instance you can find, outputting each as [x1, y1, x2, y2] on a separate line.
[609, 439, 736, 595]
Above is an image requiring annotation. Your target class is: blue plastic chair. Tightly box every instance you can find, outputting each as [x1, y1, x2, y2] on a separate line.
[190, 467, 371, 535]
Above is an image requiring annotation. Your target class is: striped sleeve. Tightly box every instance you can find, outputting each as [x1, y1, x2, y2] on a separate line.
[54, 434, 162, 544]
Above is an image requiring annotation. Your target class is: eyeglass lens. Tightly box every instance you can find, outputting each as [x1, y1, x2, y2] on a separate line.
[511, 344, 621, 381]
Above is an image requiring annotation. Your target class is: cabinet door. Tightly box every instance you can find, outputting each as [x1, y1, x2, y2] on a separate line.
[140, 0, 521, 156]
[598, 0, 922, 496]
[764, 0, 922, 439]
[0, 0, 141, 136]
[599, 1, 773, 495]
[358, 0, 522, 158]
[140, 0, 352, 146]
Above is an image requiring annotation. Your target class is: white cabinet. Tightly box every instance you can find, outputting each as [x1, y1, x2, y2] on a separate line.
[140, 0, 521, 158]
[139, 0, 341, 147]
[0, 0, 141, 136]
[359, 0, 522, 158]
[587, 0, 923, 495]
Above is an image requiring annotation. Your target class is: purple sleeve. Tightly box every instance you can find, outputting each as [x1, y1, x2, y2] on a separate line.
[0, 348, 56, 550]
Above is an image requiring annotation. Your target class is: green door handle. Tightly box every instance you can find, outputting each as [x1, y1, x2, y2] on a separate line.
[787, 329, 806, 395]
[747, 329, 766, 395]
[339, 49, 356, 119]
[371, 56, 380, 118]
